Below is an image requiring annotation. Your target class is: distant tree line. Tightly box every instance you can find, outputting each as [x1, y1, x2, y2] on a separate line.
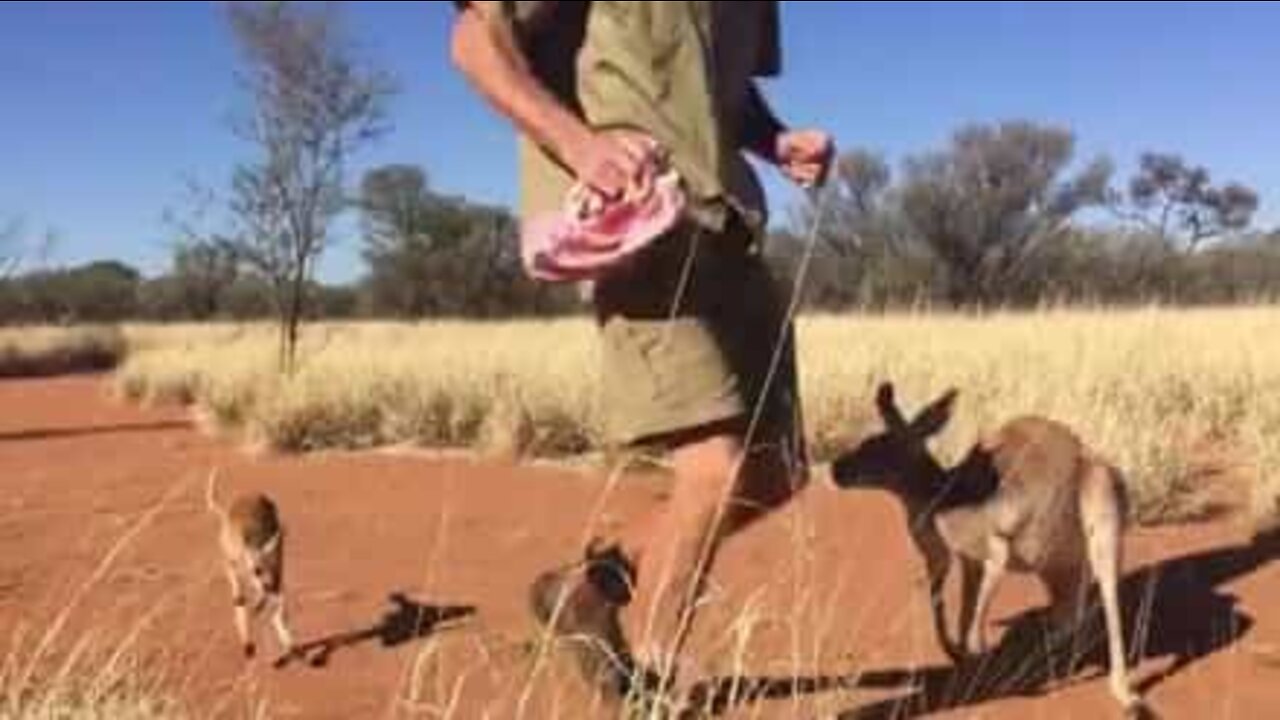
[2, 118, 1277, 326]
[771, 120, 1273, 309]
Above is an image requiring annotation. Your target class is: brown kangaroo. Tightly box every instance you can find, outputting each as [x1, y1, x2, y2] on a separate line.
[831, 383, 1142, 715]
[206, 470, 297, 664]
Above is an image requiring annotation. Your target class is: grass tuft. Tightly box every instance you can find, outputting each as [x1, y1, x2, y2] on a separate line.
[0, 326, 126, 378]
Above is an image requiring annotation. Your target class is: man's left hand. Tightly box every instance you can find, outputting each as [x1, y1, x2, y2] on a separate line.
[776, 129, 835, 190]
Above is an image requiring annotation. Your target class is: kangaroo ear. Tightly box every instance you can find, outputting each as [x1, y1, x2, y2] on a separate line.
[910, 388, 958, 439]
[876, 382, 909, 433]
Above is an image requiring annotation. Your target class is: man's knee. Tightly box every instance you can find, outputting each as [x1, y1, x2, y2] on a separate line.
[666, 421, 804, 531]
[675, 434, 740, 472]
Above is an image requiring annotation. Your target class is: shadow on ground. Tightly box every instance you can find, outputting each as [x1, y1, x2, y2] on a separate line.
[277, 592, 476, 670]
[685, 534, 1277, 719]
[0, 420, 192, 443]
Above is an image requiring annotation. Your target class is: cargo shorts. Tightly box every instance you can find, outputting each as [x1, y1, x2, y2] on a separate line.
[591, 213, 807, 470]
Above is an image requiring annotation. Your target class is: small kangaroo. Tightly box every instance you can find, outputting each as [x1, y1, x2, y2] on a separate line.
[831, 383, 1141, 715]
[206, 470, 297, 664]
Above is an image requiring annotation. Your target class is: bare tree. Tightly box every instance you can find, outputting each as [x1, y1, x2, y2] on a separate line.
[0, 218, 21, 280]
[1113, 152, 1259, 252]
[172, 239, 241, 320]
[160, 180, 242, 319]
[810, 149, 894, 259]
[775, 149, 936, 309]
[899, 120, 1112, 305]
[224, 1, 394, 372]
[0, 218, 56, 281]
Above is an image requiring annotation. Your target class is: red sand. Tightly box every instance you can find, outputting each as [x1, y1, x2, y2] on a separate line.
[1, 376, 1277, 719]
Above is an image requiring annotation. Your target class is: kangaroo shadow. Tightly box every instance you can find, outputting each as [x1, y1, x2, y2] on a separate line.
[835, 532, 1279, 719]
[276, 592, 476, 670]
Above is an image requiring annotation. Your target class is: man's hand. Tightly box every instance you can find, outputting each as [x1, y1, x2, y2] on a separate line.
[560, 127, 660, 199]
[452, 5, 656, 198]
[775, 129, 835, 190]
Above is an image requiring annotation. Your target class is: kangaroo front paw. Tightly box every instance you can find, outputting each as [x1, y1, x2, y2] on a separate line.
[243, 642, 257, 660]
[1123, 700, 1154, 720]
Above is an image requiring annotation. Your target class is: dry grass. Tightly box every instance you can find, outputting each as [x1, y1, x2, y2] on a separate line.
[115, 320, 600, 456]
[0, 475, 196, 720]
[0, 326, 126, 378]
[110, 307, 1280, 527]
[0, 659, 183, 720]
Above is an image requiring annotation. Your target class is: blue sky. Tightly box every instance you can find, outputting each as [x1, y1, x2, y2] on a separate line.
[2, 1, 1278, 282]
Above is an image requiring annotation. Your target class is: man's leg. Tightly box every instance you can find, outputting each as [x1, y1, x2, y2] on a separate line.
[614, 235, 808, 689]
[625, 430, 741, 680]
[530, 224, 807, 705]
[621, 425, 803, 684]
[526, 424, 802, 704]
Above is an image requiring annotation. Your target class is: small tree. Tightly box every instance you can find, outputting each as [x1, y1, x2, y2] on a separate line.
[773, 151, 936, 310]
[1, 219, 57, 323]
[898, 120, 1112, 305]
[806, 149, 896, 259]
[0, 215, 17, 278]
[359, 164, 438, 316]
[1, 218, 21, 280]
[1114, 152, 1259, 252]
[224, 0, 393, 372]
[171, 239, 240, 320]
[358, 164, 577, 318]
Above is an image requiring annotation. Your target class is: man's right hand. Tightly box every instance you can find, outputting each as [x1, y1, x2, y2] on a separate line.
[560, 128, 660, 199]
[449, 5, 658, 200]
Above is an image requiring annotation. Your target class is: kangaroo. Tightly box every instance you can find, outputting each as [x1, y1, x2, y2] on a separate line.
[831, 383, 1141, 715]
[206, 470, 297, 664]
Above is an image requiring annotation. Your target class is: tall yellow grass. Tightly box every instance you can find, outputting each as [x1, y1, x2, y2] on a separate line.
[0, 644, 184, 720]
[113, 307, 1280, 526]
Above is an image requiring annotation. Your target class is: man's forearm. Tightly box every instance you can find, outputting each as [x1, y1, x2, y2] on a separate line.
[449, 3, 588, 164]
[740, 83, 787, 164]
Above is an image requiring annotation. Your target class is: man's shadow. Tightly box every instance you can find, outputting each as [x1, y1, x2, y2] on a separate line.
[275, 592, 476, 669]
[686, 533, 1278, 718]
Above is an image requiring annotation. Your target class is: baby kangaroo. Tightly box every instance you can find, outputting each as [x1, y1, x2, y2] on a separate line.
[206, 470, 297, 664]
[832, 383, 1142, 715]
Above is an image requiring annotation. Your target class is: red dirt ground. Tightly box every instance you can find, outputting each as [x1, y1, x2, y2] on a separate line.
[1, 376, 1278, 719]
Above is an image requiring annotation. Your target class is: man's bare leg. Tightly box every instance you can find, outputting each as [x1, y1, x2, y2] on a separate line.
[619, 427, 805, 690]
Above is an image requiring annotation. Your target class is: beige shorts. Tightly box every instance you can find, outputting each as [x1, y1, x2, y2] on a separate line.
[591, 215, 806, 465]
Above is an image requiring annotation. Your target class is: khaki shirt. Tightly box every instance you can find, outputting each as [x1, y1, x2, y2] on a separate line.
[492, 1, 782, 239]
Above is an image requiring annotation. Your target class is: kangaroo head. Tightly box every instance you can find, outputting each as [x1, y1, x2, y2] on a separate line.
[832, 382, 957, 497]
